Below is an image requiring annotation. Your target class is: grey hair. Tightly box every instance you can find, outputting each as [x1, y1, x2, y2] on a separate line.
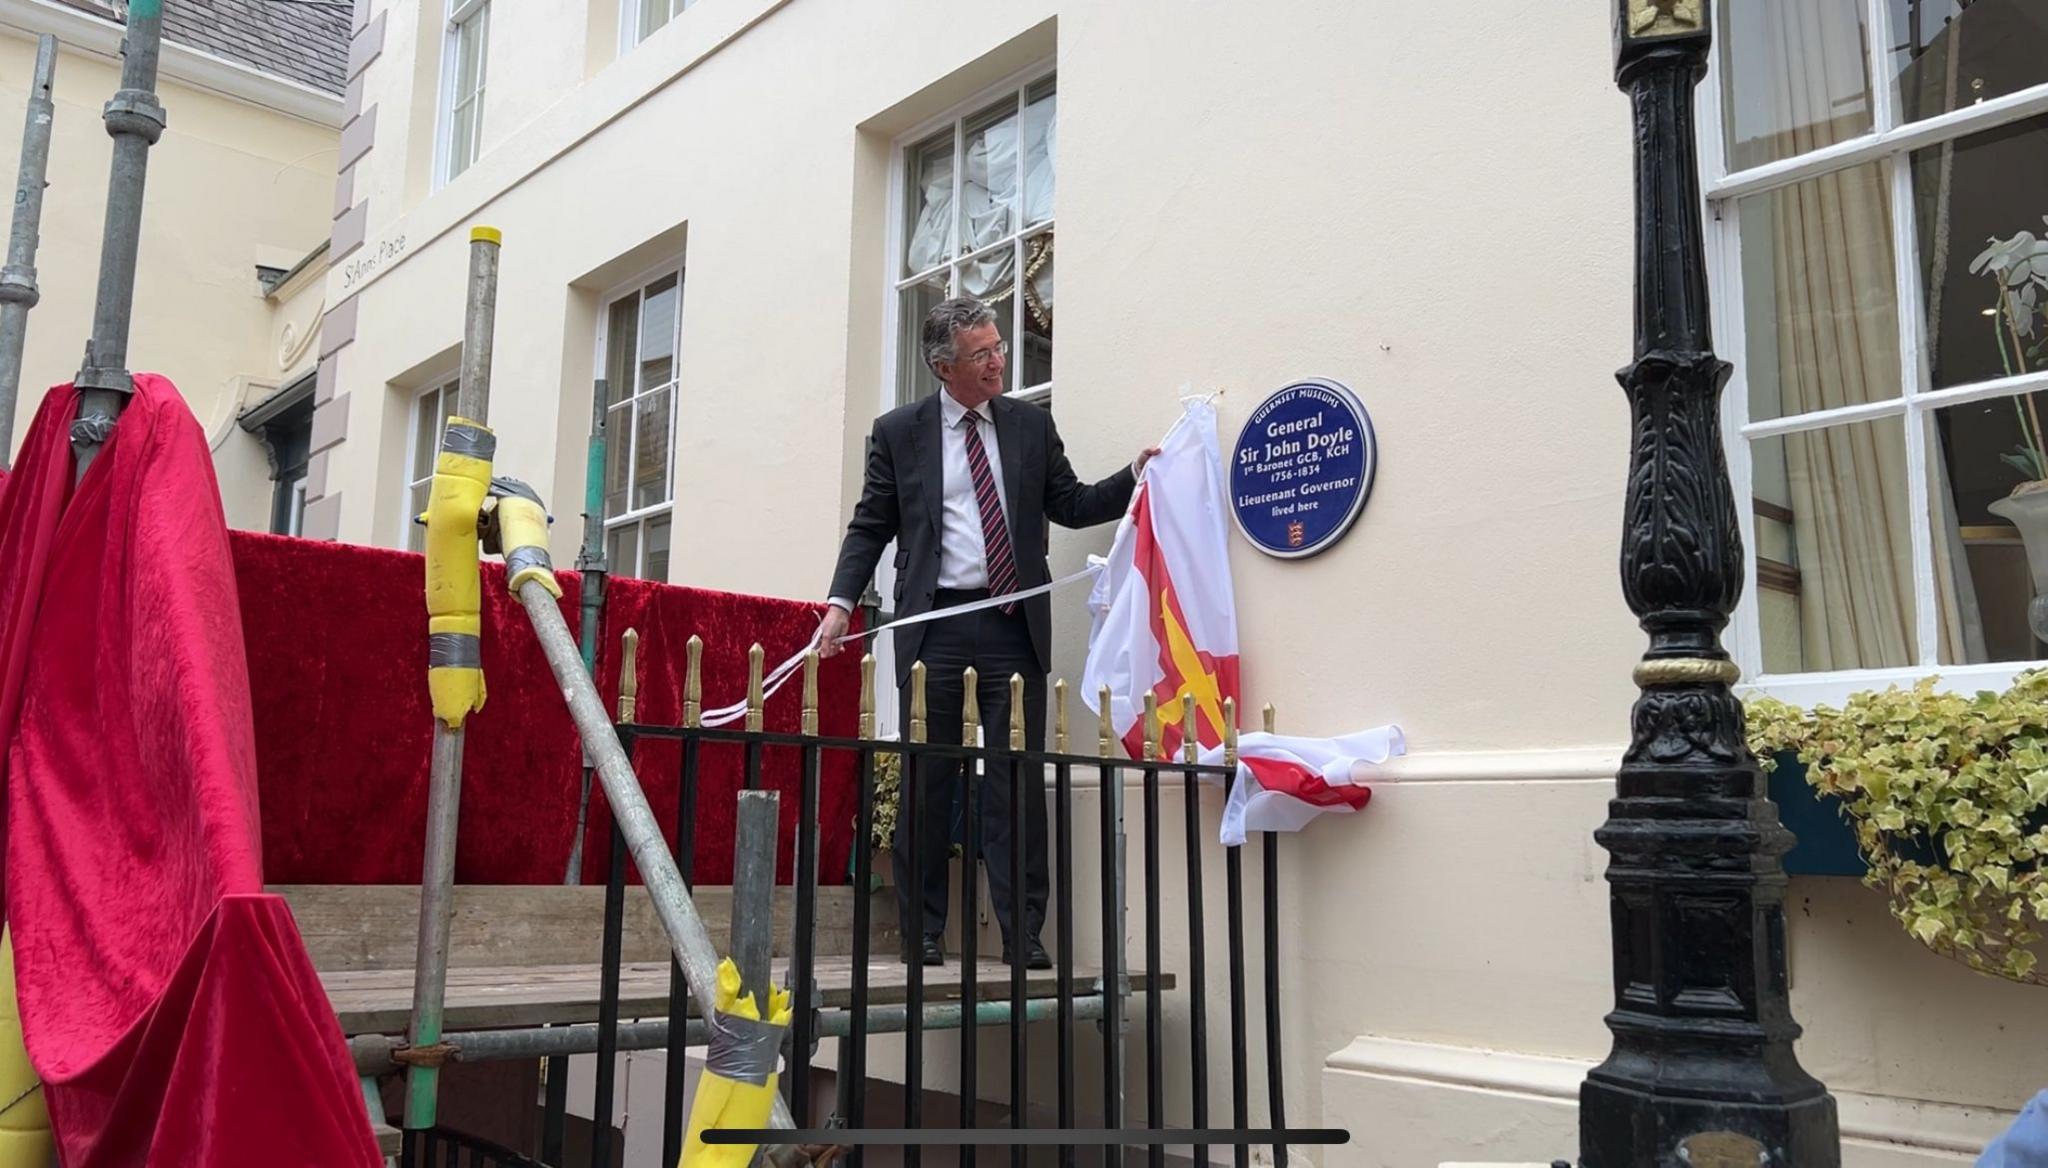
[921, 297, 997, 374]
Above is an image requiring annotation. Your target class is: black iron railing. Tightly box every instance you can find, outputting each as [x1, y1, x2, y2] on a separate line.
[560, 639, 1293, 1166]
[401, 1126, 549, 1168]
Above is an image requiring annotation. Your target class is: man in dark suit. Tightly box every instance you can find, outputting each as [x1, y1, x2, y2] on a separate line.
[819, 297, 1156, 968]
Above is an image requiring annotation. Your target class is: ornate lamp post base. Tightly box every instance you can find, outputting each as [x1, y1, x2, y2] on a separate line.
[1582, 6, 1841, 1166]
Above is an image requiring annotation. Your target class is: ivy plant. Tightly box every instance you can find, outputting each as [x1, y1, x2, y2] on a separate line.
[1747, 670, 2048, 985]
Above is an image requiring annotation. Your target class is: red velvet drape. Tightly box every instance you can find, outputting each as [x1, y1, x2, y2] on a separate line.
[231, 533, 862, 886]
[0, 380, 377, 1166]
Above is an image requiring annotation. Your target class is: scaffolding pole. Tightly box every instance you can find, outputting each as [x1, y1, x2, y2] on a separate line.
[0, 35, 56, 468]
[562, 377, 609, 884]
[403, 228, 501, 1131]
[70, 0, 165, 482]
[514, 576, 810, 1165]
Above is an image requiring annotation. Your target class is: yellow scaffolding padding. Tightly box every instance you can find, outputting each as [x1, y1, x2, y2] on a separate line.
[0, 930, 50, 1167]
[424, 416, 494, 728]
[681, 958, 791, 1167]
[492, 489, 561, 599]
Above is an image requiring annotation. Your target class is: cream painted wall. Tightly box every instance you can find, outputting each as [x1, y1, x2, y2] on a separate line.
[324, 0, 2048, 1163]
[0, 30, 337, 530]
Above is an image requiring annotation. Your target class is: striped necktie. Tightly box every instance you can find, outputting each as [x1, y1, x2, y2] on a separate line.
[962, 411, 1018, 614]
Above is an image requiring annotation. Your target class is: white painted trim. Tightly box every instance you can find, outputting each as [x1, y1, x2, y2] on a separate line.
[0, 0, 344, 128]
[1737, 660, 2035, 708]
[1325, 1034, 2015, 1159]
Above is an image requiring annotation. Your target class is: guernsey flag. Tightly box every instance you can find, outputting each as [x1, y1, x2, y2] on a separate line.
[1083, 397, 1241, 761]
[1083, 396, 1404, 845]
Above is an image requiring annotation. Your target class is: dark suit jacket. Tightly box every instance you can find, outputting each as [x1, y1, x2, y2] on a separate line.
[829, 392, 1137, 686]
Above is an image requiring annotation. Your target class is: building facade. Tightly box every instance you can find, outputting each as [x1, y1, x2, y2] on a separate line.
[0, 0, 346, 533]
[317, 0, 2048, 1163]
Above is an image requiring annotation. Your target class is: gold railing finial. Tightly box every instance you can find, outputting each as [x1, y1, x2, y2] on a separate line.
[1263, 702, 1276, 735]
[683, 635, 702, 729]
[1143, 693, 1160, 762]
[1098, 685, 1114, 758]
[801, 651, 820, 736]
[746, 643, 765, 732]
[1054, 679, 1069, 754]
[1182, 693, 1199, 763]
[910, 661, 928, 745]
[962, 667, 981, 745]
[1010, 674, 1026, 751]
[1224, 697, 1238, 768]
[858, 654, 876, 740]
[618, 628, 640, 722]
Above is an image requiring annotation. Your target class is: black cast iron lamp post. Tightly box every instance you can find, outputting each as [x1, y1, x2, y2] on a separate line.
[1581, 3, 1842, 1165]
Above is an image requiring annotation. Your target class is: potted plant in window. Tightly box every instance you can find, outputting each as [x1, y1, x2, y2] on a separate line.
[1976, 222, 2048, 641]
[1748, 672, 2048, 985]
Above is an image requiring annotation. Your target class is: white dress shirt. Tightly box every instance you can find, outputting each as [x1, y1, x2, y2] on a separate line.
[933, 388, 1010, 591]
[827, 389, 1009, 614]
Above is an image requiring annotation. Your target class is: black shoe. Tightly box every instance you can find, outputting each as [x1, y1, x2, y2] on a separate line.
[922, 936, 945, 966]
[1004, 938, 1052, 970]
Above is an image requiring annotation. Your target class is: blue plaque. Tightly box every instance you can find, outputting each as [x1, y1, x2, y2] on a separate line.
[1228, 379, 1376, 559]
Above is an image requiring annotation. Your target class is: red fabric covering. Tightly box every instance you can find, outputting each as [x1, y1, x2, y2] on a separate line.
[230, 528, 862, 887]
[0, 380, 377, 1166]
[582, 575, 863, 886]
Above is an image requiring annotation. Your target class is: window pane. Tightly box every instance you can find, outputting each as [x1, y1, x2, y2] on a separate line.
[638, 0, 673, 41]
[1932, 397, 2048, 663]
[644, 515, 671, 583]
[1912, 113, 2048, 390]
[1891, 0, 2048, 123]
[1753, 419, 1918, 674]
[1721, 0, 1874, 172]
[407, 482, 430, 552]
[608, 523, 640, 579]
[1737, 163, 1902, 423]
[904, 132, 954, 278]
[604, 403, 631, 518]
[455, 14, 483, 98]
[449, 99, 478, 177]
[412, 393, 440, 480]
[898, 279, 947, 406]
[960, 100, 1020, 260]
[639, 274, 679, 393]
[605, 295, 639, 405]
[634, 388, 672, 510]
[1022, 79, 1055, 227]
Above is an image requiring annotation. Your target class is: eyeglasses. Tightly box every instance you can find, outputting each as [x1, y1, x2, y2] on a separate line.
[962, 341, 1009, 366]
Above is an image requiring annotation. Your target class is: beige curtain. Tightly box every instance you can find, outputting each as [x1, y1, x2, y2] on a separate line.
[1757, 0, 1983, 669]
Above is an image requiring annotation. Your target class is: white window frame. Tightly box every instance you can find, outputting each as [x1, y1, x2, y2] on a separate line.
[1703, 1, 2048, 707]
[399, 377, 460, 551]
[435, 0, 489, 188]
[287, 481, 308, 537]
[881, 62, 1057, 414]
[620, 0, 690, 52]
[595, 262, 684, 581]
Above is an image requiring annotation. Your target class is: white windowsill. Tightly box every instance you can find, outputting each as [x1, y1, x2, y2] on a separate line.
[1738, 659, 2044, 708]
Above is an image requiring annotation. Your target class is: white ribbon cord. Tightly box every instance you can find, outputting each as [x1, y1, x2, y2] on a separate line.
[693, 563, 1106, 728]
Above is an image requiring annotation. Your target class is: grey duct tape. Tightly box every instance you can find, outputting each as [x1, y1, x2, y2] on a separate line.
[704, 1010, 785, 1086]
[506, 546, 553, 579]
[441, 423, 496, 460]
[429, 632, 482, 669]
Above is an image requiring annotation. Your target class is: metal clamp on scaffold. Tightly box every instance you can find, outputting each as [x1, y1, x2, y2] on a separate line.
[682, 958, 792, 1167]
[483, 477, 561, 599]
[421, 417, 495, 728]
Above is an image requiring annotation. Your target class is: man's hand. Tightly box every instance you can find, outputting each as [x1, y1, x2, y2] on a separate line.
[1134, 445, 1164, 477]
[817, 604, 852, 658]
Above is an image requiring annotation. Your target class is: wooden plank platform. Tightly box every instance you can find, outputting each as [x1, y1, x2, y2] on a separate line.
[323, 958, 1171, 1036]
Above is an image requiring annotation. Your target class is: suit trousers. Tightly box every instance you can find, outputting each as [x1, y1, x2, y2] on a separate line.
[894, 597, 1049, 952]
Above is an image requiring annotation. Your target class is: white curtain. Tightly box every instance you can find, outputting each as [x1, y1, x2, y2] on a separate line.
[905, 97, 1055, 315]
[1755, 1, 1983, 669]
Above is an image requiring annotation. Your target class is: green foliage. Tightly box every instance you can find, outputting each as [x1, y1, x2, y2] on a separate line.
[1747, 671, 2048, 986]
[867, 749, 901, 851]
